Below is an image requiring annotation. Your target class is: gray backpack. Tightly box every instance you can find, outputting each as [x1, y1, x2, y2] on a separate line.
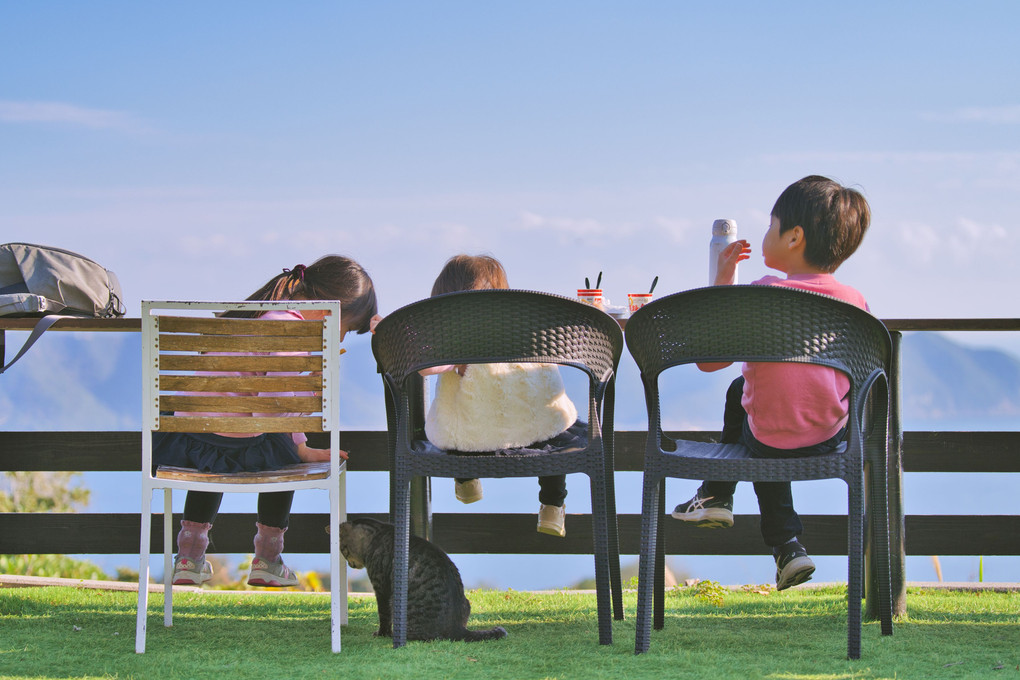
[1, 242, 125, 374]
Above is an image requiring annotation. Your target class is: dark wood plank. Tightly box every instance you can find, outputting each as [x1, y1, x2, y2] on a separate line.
[881, 319, 1020, 332]
[901, 431, 1020, 472]
[3, 512, 1017, 556]
[5, 317, 1017, 334]
[4, 430, 1020, 472]
[0, 318, 142, 331]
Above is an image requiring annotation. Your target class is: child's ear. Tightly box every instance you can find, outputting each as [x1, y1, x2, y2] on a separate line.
[786, 226, 806, 250]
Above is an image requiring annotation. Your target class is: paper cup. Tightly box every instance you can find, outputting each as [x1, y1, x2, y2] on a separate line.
[577, 289, 604, 308]
[628, 293, 653, 313]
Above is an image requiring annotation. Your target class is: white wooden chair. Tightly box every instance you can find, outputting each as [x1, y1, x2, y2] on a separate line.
[135, 300, 346, 653]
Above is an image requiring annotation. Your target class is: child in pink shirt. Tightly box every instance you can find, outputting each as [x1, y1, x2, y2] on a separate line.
[671, 176, 872, 590]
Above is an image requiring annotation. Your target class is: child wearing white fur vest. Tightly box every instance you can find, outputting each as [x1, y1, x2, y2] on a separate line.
[422, 254, 585, 538]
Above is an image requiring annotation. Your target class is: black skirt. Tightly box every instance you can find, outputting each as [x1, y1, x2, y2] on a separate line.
[152, 432, 302, 473]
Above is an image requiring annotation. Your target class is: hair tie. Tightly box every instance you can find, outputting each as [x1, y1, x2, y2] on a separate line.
[283, 264, 307, 282]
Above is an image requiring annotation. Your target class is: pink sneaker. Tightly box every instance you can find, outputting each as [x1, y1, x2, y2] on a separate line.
[247, 557, 299, 587]
[172, 556, 212, 586]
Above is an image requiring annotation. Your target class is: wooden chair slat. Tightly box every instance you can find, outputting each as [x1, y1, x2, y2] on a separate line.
[160, 395, 323, 413]
[159, 316, 323, 336]
[159, 375, 323, 392]
[155, 462, 331, 483]
[156, 416, 323, 433]
[159, 334, 323, 353]
[159, 355, 322, 372]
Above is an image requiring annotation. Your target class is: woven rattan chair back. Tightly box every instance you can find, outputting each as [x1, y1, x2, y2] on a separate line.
[372, 289, 624, 647]
[625, 285, 893, 659]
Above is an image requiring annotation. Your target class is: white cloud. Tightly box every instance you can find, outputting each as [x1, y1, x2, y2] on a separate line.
[0, 100, 148, 132]
[518, 210, 612, 238]
[652, 216, 694, 244]
[923, 105, 1020, 125]
[893, 217, 1010, 265]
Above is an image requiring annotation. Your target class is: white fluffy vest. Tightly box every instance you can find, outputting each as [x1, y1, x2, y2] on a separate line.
[425, 362, 578, 452]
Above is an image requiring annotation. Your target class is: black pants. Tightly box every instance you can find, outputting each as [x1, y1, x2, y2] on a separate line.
[183, 491, 294, 529]
[454, 476, 567, 506]
[700, 377, 845, 548]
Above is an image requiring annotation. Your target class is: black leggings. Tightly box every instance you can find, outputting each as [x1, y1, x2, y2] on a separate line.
[183, 490, 294, 529]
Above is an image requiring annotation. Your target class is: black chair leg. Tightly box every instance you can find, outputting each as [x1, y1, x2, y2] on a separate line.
[654, 478, 665, 630]
[635, 472, 661, 654]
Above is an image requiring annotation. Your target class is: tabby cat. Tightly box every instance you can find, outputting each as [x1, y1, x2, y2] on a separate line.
[337, 517, 508, 642]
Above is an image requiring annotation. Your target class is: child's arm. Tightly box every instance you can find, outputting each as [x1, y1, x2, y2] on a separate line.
[699, 240, 752, 371]
[296, 441, 349, 462]
[712, 239, 751, 286]
[419, 364, 468, 377]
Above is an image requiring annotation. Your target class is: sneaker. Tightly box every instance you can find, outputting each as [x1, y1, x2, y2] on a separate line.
[172, 556, 212, 586]
[671, 489, 734, 528]
[455, 479, 484, 504]
[774, 541, 816, 591]
[537, 503, 566, 537]
[247, 557, 299, 587]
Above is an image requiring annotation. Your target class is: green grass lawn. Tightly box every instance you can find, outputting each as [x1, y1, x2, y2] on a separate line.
[0, 585, 1016, 679]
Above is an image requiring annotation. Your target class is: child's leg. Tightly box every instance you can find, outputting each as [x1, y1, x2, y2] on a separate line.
[751, 481, 802, 547]
[249, 491, 299, 587]
[538, 475, 567, 507]
[673, 378, 743, 525]
[253, 491, 294, 560]
[173, 491, 221, 585]
[178, 491, 221, 557]
[754, 481, 814, 590]
[537, 475, 568, 537]
[697, 376, 745, 496]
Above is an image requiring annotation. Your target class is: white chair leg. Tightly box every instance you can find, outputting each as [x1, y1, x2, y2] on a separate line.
[135, 487, 152, 654]
[163, 489, 173, 627]
[329, 472, 343, 652]
[339, 467, 348, 625]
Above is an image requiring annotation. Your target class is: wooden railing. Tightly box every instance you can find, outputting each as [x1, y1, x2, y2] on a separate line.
[2, 317, 1019, 617]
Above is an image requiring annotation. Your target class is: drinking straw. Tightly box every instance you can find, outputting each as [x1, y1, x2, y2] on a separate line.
[595, 271, 602, 289]
[649, 276, 659, 294]
[585, 277, 590, 289]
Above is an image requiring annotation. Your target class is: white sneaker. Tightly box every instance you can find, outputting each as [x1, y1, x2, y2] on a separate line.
[537, 504, 566, 537]
[455, 479, 483, 504]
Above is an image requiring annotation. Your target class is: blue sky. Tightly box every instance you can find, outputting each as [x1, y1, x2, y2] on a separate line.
[3, 2, 1019, 587]
[3, 1, 1019, 352]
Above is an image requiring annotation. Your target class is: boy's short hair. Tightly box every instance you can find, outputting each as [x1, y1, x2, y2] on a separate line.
[771, 175, 870, 273]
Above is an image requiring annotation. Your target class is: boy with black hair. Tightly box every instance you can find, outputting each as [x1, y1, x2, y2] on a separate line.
[672, 175, 872, 590]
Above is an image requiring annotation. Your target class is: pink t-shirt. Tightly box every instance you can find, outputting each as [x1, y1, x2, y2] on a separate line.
[741, 274, 869, 449]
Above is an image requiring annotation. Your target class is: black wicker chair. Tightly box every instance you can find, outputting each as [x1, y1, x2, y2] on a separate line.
[625, 286, 894, 659]
[372, 289, 625, 647]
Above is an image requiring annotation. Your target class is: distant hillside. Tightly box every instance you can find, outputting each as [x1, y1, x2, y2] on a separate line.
[642, 331, 1020, 431]
[2, 329, 1018, 431]
[900, 332, 1020, 423]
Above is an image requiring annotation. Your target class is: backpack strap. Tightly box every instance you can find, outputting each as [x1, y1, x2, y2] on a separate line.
[0, 315, 67, 375]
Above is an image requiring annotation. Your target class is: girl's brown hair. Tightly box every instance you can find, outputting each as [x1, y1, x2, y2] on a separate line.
[430, 254, 509, 296]
[232, 254, 378, 333]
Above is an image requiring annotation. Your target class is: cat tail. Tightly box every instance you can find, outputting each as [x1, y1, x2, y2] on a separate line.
[460, 626, 508, 642]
